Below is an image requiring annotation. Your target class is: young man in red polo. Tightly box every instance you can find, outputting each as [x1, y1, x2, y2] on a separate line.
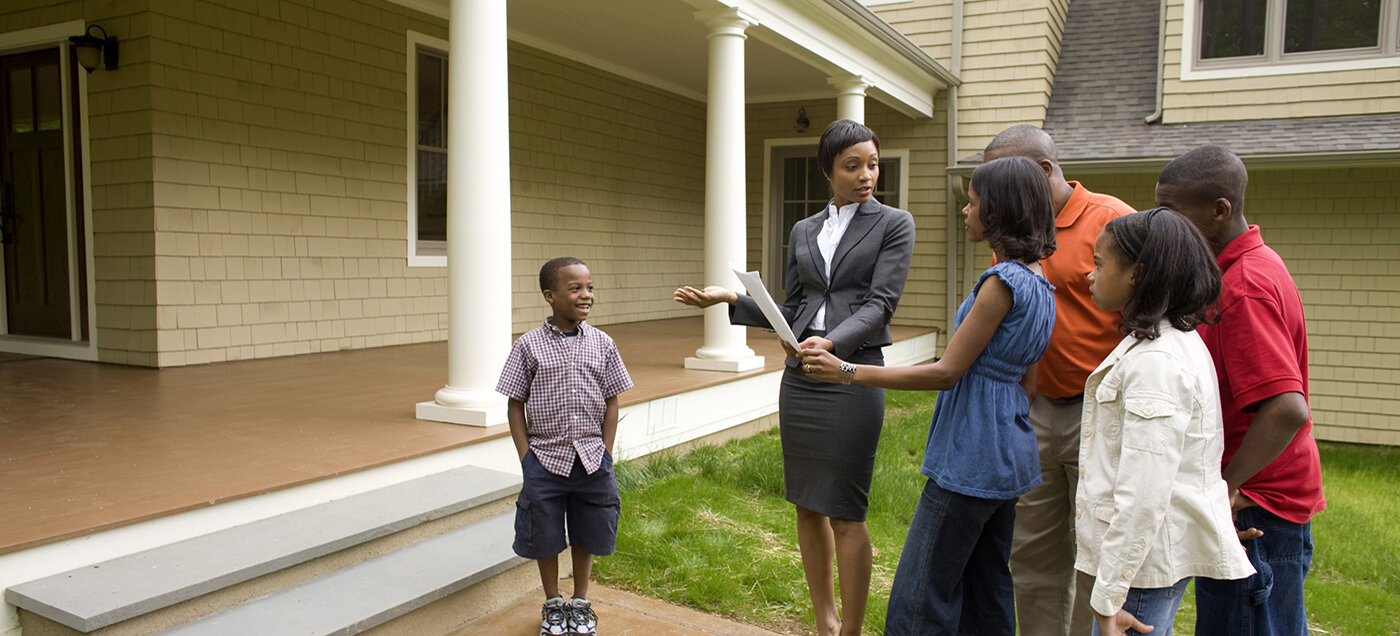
[1156, 145, 1324, 636]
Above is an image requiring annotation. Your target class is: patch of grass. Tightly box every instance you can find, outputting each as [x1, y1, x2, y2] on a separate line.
[595, 390, 1400, 635]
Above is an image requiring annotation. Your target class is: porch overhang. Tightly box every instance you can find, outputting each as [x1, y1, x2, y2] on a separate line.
[391, 0, 955, 118]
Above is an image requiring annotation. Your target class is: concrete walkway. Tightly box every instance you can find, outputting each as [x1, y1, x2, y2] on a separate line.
[457, 583, 796, 635]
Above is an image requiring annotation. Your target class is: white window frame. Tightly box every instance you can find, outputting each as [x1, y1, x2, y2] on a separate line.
[405, 30, 448, 267]
[1183, 0, 1400, 80]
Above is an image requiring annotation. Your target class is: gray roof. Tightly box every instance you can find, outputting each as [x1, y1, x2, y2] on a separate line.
[1025, 0, 1400, 165]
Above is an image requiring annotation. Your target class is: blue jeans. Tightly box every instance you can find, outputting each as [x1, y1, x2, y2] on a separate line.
[885, 479, 1016, 636]
[1195, 506, 1313, 635]
[1090, 578, 1189, 636]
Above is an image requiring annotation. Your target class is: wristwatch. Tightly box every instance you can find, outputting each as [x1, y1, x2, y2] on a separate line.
[839, 361, 856, 385]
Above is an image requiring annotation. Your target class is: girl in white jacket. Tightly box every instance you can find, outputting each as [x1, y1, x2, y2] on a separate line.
[1077, 207, 1255, 635]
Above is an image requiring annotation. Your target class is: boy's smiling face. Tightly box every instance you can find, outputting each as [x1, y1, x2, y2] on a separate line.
[544, 263, 593, 331]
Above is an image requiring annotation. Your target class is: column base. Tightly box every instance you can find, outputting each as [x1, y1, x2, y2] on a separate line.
[683, 355, 765, 373]
[416, 401, 508, 427]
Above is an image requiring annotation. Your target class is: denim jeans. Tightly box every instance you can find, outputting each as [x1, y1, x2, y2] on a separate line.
[1090, 578, 1189, 636]
[1195, 506, 1313, 635]
[884, 479, 1017, 636]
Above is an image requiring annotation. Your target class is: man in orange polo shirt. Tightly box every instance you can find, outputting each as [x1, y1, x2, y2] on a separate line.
[983, 125, 1136, 636]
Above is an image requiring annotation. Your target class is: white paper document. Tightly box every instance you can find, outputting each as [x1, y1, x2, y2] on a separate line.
[730, 262, 800, 349]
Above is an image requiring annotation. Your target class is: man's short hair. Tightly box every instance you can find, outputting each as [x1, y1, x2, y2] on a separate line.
[984, 124, 1058, 163]
[1157, 144, 1248, 213]
[539, 256, 585, 291]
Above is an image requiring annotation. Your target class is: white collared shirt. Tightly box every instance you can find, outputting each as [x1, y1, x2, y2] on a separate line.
[812, 201, 860, 330]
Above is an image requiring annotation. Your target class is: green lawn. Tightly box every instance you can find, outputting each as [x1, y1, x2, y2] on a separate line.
[593, 390, 1400, 635]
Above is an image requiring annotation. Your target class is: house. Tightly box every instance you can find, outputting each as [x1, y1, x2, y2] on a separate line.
[0, 0, 1394, 633]
[872, 0, 1400, 446]
[0, 0, 950, 633]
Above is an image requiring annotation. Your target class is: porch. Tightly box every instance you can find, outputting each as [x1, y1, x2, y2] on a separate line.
[0, 316, 938, 557]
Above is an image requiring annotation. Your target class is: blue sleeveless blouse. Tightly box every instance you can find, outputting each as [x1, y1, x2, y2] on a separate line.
[921, 260, 1057, 499]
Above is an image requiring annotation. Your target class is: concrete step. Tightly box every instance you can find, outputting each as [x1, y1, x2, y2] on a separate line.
[156, 512, 523, 636]
[6, 465, 520, 634]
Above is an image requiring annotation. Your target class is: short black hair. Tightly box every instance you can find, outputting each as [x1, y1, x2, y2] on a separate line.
[969, 156, 1057, 261]
[817, 119, 880, 177]
[984, 124, 1058, 163]
[1103, 207, 1221, 340]
[539, 256, 585, 291]
[1157, 144, 1248, 214]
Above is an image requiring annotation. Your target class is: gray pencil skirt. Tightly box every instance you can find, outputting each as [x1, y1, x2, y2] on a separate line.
[777, 347, 885, 522]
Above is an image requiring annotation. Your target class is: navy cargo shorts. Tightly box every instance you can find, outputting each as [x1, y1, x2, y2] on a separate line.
[512, 449, 621, 560]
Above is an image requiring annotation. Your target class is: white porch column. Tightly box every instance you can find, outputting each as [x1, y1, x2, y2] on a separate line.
[685, 9, 764, 373]
[417, 0, 511, 426]
[830, 75, 869, 124]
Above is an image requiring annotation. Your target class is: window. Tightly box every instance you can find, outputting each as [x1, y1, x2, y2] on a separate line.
[767, 145, 903, 297]
[406, 32, 449, 265]
[1197, 0, 1398, 67]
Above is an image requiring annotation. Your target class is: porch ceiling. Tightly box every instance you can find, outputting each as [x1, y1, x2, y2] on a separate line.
[400, 0, 953, 117]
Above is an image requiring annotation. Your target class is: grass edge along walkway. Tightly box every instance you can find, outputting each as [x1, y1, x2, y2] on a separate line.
[593, 389, 1400, 635]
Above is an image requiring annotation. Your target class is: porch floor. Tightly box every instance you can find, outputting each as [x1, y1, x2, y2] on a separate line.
[0, 317, 934, 555]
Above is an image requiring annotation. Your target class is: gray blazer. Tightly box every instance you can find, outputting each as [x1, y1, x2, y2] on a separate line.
[732, 198, 915, 367]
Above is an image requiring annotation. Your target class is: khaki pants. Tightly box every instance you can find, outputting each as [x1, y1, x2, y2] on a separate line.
[1011, 394, 1093, 636]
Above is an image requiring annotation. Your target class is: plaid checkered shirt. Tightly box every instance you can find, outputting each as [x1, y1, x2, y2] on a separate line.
[496, 318, 633, 477]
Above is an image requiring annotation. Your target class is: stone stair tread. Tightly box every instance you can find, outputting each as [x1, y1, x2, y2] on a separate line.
[155, 512, 522, 636]
[5, 466, 520, 632]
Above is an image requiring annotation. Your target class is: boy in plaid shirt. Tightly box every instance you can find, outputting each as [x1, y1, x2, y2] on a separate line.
[496, 257, 633, 636]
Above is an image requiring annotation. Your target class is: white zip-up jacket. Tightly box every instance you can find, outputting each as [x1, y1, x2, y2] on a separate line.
[1074, 322, 1255, 617]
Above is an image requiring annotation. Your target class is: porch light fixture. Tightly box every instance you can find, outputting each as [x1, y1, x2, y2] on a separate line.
[795, 107, 810, 133]
[70, 24, 118, 72]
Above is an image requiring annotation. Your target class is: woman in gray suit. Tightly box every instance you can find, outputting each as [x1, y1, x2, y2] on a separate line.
[675, 119, 914, 636]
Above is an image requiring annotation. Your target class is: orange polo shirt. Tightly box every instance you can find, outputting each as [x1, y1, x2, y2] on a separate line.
[1037, 182, 1136, 398]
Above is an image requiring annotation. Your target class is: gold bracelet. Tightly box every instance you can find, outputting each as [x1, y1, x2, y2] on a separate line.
[839, 361, 856, 385]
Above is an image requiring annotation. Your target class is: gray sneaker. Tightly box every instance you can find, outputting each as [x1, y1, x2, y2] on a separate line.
[566, 597, 598, 635]
[540, 596, 568, 636]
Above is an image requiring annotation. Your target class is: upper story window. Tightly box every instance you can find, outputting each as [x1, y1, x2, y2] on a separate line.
[1197, 0, 1399, 67]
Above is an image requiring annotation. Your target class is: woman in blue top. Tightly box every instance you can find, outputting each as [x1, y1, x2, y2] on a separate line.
[802, 155, 1058, 635]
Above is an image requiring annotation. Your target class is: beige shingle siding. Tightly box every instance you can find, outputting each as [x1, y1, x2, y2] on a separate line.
[1247, 167, 1400, 445]
[97, 0, 707, 366]
[506, 44, 706, 333]
[867, 0, 1068, 158]
[870, 0, 957, 67]
[141, 0, 440, 366]
[81, 3, 159, 367]
[954, 0, 1068, 157]
[1161, 0, 1400, 124]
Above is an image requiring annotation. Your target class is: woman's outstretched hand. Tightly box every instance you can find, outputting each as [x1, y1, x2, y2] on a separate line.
[673, 285, 737, 308]
[798, 347, 843, 383]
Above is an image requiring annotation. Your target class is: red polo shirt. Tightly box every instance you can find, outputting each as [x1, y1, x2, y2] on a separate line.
[1196, 226, 1325, 524]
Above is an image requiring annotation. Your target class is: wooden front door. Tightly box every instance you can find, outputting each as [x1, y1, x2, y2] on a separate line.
[1, 48, 82, 339]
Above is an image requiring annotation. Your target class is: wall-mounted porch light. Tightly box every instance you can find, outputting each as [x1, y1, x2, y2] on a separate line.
[795, 107, 810, 133]
[69, 24, 118, 72]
